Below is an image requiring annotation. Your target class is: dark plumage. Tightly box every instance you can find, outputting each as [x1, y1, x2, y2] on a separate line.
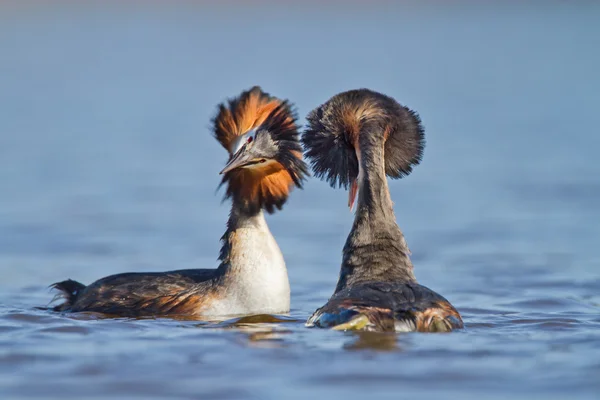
[303, 89, 462, 332]
[50, 279, 85, 307]
[51, 270, 219, 316]
[306, 282, 462, 332]
[47, 87, 305, 318]
[302, 88, 424, 189]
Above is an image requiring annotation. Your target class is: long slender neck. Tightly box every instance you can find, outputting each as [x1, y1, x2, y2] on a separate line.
[335, 131, 416, 292]
[218, 205, 274, 273]
[212, 198, 290, 314]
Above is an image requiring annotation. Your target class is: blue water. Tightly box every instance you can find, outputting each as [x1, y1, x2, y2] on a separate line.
[0, 2, 599, 399]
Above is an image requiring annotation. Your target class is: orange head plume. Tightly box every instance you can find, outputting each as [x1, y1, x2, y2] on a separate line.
[212, 86, 308, 214]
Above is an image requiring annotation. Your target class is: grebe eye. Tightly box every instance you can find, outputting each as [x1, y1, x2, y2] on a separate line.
[259, 159, 266, 164]
[247, 136, 253, 143]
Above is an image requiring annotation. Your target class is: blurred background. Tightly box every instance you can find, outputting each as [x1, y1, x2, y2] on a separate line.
[0, 1, 599, 399]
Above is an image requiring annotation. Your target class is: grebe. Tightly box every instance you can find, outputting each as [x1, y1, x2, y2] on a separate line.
[302, 89, 463, 332]
[49, 86, 308, 318]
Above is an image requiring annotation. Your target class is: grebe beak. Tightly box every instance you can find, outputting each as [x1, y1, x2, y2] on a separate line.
[220, 141, 271, 175]
[348, 178, 358, 211]
[220, 146, 254, 174]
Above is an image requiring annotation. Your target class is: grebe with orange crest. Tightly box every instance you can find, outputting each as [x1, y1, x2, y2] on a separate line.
[48, 86, 308, 318]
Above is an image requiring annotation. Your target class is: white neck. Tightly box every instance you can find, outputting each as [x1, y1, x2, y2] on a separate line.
[203, 210, 290, 316]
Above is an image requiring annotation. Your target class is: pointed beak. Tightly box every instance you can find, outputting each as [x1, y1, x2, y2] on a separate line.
[348, 178, 358, 211]
[220, 147, 255, 175]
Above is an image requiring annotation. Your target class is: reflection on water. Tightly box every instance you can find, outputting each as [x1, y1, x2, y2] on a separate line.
[211, 314, 298, 348]
[343, 332, 402, 352]
[1, 1, 600, 399]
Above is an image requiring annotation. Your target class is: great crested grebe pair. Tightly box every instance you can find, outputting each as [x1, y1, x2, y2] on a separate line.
[48, 87, 463, 332]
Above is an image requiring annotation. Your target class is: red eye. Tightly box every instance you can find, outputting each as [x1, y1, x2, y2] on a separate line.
[247, 136, 253, 143]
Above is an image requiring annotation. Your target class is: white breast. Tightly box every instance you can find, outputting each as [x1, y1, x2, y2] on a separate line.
[201, 212, 290, 317]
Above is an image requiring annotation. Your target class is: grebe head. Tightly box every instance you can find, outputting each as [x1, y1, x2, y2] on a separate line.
[302, 88, 425, 209]
[213, 86, 308, 214]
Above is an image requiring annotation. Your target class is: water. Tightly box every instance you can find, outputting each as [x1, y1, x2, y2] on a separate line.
[1, 1, 599, 399]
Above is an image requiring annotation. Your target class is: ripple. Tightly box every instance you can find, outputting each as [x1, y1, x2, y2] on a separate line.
[497, 297, 586, 311]
[0, 311, 58, 324]
[465, 322, 498, 329]
[457, 307, 512, 316]
[508, 318, 581, 325]
[0, 325, 23, 333]
[0, 352, 60, 365]
[37, 325, 92, 335]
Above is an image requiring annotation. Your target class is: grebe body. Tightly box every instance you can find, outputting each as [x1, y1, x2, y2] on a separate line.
[49, 87, 307, 319]
[302, 89, 462, 332]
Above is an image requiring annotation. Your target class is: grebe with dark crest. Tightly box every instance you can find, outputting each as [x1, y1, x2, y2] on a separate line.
[48, 86, 308, 318]
[302, 89, 463, 332]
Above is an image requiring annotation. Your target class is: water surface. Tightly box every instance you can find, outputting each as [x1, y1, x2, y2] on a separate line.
[0, 2, 599, 399]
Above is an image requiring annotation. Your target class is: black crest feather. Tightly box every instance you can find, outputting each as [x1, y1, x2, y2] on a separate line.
[302, 89, 425, 189]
